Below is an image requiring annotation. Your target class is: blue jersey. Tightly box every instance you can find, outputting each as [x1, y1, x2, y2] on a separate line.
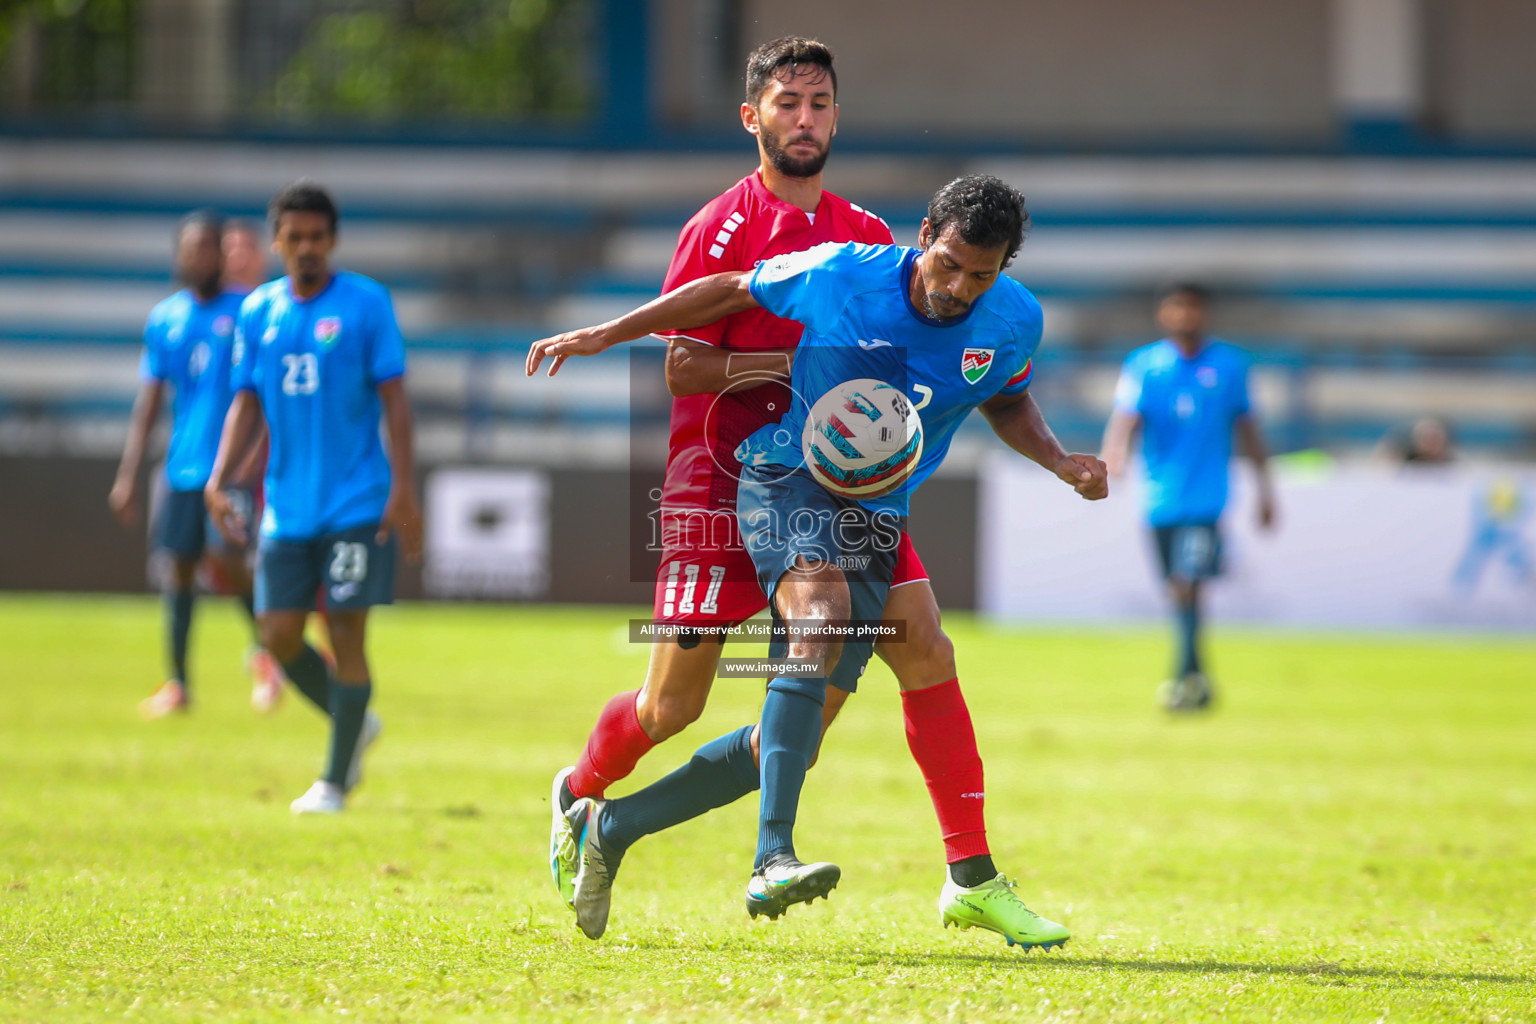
[1113, 338, 1252, 526]
[232, 271, 406, 541]
[739, 242, 1041, 514]
[139, 289, 245, 491]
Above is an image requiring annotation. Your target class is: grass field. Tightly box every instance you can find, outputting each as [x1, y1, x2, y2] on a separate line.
[1, 594, 1533, 1023]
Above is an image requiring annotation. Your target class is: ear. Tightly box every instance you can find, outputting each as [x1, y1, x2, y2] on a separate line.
[741, 101, 760, 136]
[830, 102, 839, 136]
[917, 218, 932, 249]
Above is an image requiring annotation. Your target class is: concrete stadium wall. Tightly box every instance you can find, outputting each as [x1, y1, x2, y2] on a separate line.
[690, 0, 1336, 139]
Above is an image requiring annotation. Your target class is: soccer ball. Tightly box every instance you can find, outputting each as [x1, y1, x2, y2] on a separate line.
[802, 378, 924, 498]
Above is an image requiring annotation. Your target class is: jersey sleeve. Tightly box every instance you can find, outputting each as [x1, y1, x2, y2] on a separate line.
[1231, 352, 1253, 417]
[1112, 355, 1145, 415]
[230, 296, 260, 393]
[747, 241, 858, 337]
[654, 213, 735, 346]
[996, 288, 1044, 396]
[367, 287, 407, 385]
[139, 314, 166, 382]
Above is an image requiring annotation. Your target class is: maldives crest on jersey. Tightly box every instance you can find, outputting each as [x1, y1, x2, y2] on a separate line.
[961, 348, 995, 385]
[314, 316, 342, 347]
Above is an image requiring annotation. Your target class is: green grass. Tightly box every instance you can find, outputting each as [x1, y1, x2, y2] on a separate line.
[2, 594, 1534, 1023]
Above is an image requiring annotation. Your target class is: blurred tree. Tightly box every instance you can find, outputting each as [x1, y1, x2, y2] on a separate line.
[267, 0, 592, 121]
[0, 0, 136, 114]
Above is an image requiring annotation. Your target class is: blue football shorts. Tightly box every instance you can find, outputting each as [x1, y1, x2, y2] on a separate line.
[158, 486, 253, 559]
[255, 523, 397, 614]
[1152, 521, 1223, 582]
[736, 463, 903, 693]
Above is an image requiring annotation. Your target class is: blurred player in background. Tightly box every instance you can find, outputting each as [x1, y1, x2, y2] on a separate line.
[545, 39, 1054, 947]
[208, 181, 421, 814]
[538, 172, 1098, 949]
[1101, 284, 1277, 712]
[222, 219, 269, 294]
[109, 211, 280, 718]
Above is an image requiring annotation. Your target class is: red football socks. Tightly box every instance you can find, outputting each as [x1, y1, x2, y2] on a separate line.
[901, 678, 991, 863]
[568, 689, 658, 800]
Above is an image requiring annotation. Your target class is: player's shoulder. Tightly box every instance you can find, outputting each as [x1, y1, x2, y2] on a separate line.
[975, 276, 1044, 342]
[1205, 338, 1252, 369]
[242, 279, 285, 309]
[679, 174, 757, 233]
[148, 288, 192, 325]
[796, 240, 904, 293]
[819, 189, 894, 241]
[331, 270, 391, 302]
[1124, 338, 1176, 371]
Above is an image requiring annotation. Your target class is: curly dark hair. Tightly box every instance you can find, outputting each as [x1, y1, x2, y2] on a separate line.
[744, 36, 836, 106]
[926, 175, 1030, 268]
[268, 180, 338, 235]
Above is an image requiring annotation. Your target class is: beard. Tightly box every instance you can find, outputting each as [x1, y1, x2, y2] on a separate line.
[920, 290, 969, 319]
[760, 122, 831, 179]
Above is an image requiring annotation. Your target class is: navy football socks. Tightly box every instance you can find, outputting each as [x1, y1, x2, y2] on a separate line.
[324, 682, 372, 788]
[1176, 599, 1201, 677]
[598, 724, 759, 867]
[755, 675, 828, 871]
[281, 644, 333, 713]
[166, 588, 195, 690]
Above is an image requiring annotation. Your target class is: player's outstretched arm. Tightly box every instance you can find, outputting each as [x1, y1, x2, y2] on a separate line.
[664, 340, 794, 397]
[378, 377, 423, 562]
[525, 271, 759, 377]
[981, 389, 1109, 500]
[1236, 414, 1277, 530]
[205, 390, 262, 545]
[108, 379, 165, 528]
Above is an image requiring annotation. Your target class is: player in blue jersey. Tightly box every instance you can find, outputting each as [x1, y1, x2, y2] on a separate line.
[110, 211, 277, 719]
[1101, 284, 1277, 712]
[528, 175, 1106, 939]
[206, 181, 422, 815]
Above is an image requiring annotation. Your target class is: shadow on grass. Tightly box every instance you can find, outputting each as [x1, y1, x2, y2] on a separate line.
[623, 938, 1530, 987]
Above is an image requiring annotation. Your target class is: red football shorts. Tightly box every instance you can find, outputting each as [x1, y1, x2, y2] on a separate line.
[652, 524, 928, 627]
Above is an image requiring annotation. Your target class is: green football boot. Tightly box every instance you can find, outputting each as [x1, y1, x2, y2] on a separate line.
[939, 874, 1070, 951]
[745, 858, 841, 920]
[548, 767, 578, 908]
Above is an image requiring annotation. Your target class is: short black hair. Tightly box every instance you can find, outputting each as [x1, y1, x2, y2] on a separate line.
[268, 180, 338, 235]
[926, 175, 1030, 268]
[177, 208, 224, 245]
[1160, 282, 1212, 304]
[744, 36, 836, 106]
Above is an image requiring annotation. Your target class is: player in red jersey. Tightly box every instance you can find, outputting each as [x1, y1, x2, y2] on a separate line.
[548, 38, 1040, 945]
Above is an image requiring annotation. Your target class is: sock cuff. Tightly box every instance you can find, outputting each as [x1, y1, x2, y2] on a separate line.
[724, 724, 760, 789]
[900, 677, 962, 716]
[329, 680, 372, 711]
[766, 675, 828, 705]
[603, 688, 655, 750]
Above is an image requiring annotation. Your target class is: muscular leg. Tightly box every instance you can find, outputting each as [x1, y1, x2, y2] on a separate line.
[755, 557, 846, 870]
[565, 634, 724, 806]
[264, 609, 330, 712]
[876, 581, 995, 886]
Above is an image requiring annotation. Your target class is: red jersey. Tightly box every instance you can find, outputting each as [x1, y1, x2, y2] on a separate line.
[656, 170, 894, 513]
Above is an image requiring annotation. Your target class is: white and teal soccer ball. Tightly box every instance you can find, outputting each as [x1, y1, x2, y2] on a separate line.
[802, 378, 924, 499]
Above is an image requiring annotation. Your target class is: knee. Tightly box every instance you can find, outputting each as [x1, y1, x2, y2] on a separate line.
[259, 619, 303, 662]
[1169, 579, 1196, 605]
[635, 690, 705, 742]
[170, 558, 198, 590]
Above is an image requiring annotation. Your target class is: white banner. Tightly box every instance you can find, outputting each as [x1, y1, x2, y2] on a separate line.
[425, 468, 550, 599]
[979, 455, 1536, 631]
